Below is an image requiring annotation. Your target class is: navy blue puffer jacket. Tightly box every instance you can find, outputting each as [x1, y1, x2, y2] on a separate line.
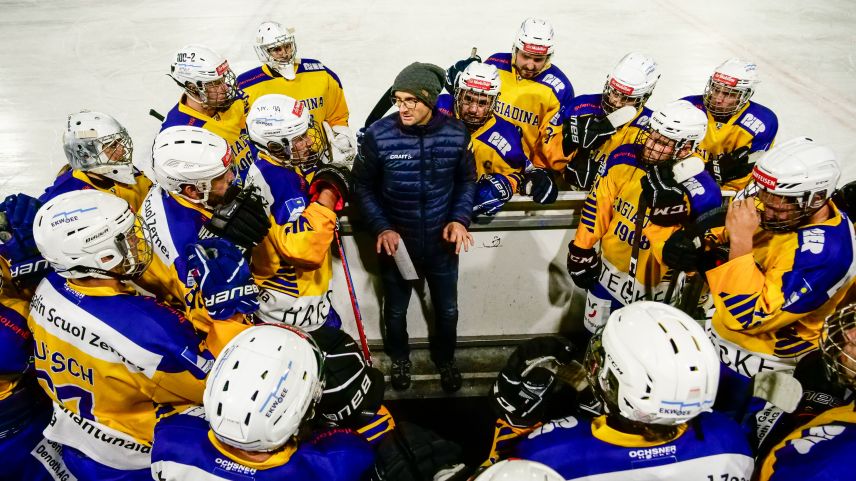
[353, 111, 476, 257]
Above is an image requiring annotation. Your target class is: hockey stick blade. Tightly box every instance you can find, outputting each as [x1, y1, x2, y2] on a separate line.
[606, 106, 637, 130]
[752, 371, 803, 413]
[672, 155, 706, 184]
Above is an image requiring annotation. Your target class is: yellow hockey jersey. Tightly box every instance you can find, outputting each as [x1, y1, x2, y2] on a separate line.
[237, 60, 350, 128]
[706, 204, 856, 374]
[682, 96, 778, 190]
[161, 96, 256, 179]
[245, 154, 337, 329]
[574, 144, 722, 304]
[28, 273, 213, 470]
[39, 167, 152, 213]
[485, 53, 574, 171]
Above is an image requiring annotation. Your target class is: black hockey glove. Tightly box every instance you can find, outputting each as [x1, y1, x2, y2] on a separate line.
[520, 168, 558, 204]
[566, 242, 601, 290]
[203, 185, 271, 250]
[309, 163, 354, 212]
[562, 114, 617, 156]
[563, 154, 599, 191]
[445, 56, 482, 93]
[663, 230, 702, 272]
[641, 164, 689, 227]
[832, 180, 856, 218]
[490, 336, 576, 428]
[706, 146, 752, 184]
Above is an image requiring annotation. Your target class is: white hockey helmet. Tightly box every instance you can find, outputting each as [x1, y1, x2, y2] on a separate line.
[33, 190, 152, 280]
[254, 21, 298, 80]
[703, 57, 759, 117]
[246, 94, 330, 168]
[474, 459, 564, 481]
[454, 62, 501, 129]
[747, 137, 840, 231]
[63, 111, 136, 185]
[602, 52, 660, 114]
[584, 301, 720, 426]
[151, 126, 235, 209]
[821, 303, 856, 391]
[169, 44, 239, 111]
[637, 100, 707, 165]
[204, 324, 324, 452]
[513, 18, 555, 57]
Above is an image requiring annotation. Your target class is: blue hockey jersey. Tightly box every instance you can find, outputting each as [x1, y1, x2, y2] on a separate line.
[513, 413, 754, 480]
[151, 408, 375, 481]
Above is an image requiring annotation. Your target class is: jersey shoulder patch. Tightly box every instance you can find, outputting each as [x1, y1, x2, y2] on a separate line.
[735, 101, 779, 149]
[160, 105, 199, 130]
[236, 65, 271, 90]
[534, 65, 574, 102]
[485, 53, 513, 72]
[569, 93, 604, 117]
[680, 95, 706, 112]
[604, 143, 641, 173]
[435, 93, 455, 117]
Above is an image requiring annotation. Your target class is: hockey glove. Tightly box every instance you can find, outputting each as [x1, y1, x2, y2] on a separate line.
[662, 230, 702, 272]
[445, 56, 481, 93]
[563, 154, 599, 191]
[706, 146, 752, 184]
[0, 194, 49, 285]
[641, 164, 689, 227]
[490, 336, 576, 428]
[473, 174, 514, 216]
[520, 168, 558, 204]
[566, 242, 601, 290]
[185, 238, 259, 320]
[832, 180, 856, 218]
[203, 185, 271, 251]
[562, 114, 617, 156]
[309, 163, 354, 212]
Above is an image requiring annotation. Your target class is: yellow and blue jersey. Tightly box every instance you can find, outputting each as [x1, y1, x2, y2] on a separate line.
[682, 95, 778, 190]
[39, 167, 153, 213]
[245, 154, 338, 330]
[485, 53, 574, 171]
[237, 60, 350, 128]
[161, 96, 256, 181]
[706, 204, 856, 376]
[574, 143, 722, 304]
[28, 273, 213, 471]
[758, 403, 856, 481]
[436, 93, 529, 192]
[543, 92, 652, 177]
[151, 407, 374, 481]
[512, 413, 753, 480]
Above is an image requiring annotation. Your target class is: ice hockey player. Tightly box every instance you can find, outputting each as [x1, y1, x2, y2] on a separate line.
[436, 61, 529, 216]
[142, 125, 269, 348]
[42, 110, 151, 209]
[509, 301, 754, 480]
[28, 190, 225, 480]
[566, 100, 721, 333]
[163, 44, 256, 179]
[0, 203, 64, 480]
[244, 93, 352, 330]
[682, 58, 778, 190]
[752, 303, 856, 480]
[237, 21, 355, 164]
[150, 323, 375, 481]
[483, 18, 575, 203]
[667, 137, 856, 410]
[555, 52, 660, 191]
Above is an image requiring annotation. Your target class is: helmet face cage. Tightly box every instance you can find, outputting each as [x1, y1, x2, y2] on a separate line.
[114, 214, 154, 279]
[743, 181, 827, 232]
[70, 128, 134, 171]
[703, 77, 753, 117]
[584, 330, 622, 415]
[265, 119, 330, 169]
[602, 79, 650, 114]
[256, 35, 297, 73]
[453, 87, 497, 129]
[190, 67, 239, 112]
[634, 127, 694, 167]
[821, 304, 856, 391]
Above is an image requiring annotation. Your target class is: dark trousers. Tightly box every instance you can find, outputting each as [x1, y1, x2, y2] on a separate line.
[379, 252, 459, 364]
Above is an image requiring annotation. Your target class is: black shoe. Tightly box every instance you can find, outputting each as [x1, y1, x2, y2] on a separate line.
[390, 359, 412, 391]
[437, 360, 462, 393]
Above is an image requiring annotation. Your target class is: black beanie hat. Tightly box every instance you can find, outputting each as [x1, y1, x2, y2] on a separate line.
[391, 62, 447, 108]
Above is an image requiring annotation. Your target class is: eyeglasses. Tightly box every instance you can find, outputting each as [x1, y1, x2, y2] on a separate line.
[391, 96, 420, 109]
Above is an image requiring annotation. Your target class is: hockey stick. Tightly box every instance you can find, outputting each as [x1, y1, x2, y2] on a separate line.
[626, 192, 648, 303]
[333, 226, 372, 365]
[663, 204, 729, 305]
[149, 109, 165, 122]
